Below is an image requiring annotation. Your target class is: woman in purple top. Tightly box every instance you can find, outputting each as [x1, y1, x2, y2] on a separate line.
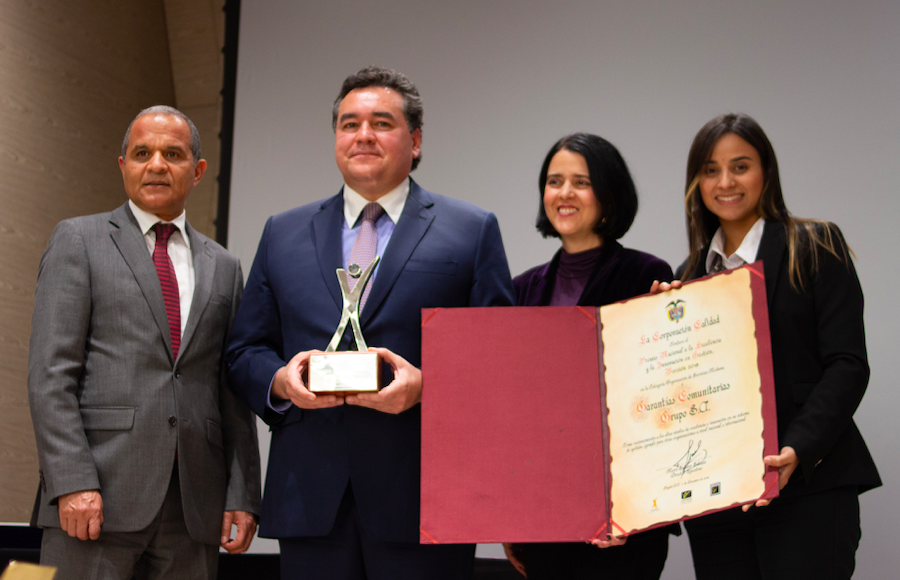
[503, 133, 677, 580]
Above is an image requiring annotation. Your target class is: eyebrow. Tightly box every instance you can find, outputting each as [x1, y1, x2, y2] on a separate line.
[547, 172, 590, 178]
[705, 156, 753, 164]
[338, 111, 397, 124]
[132, 144, 186, 153]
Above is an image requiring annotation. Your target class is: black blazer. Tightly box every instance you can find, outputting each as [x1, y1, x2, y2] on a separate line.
[677, 221, 880, 497]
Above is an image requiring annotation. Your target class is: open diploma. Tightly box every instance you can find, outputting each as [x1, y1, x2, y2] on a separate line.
[419, 262, 778, 545]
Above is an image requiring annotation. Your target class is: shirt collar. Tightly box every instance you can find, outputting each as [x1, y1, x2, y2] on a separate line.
[128, 200, 190, 248]
[706, 217, 765, 272]
[342, 179, 409, 227]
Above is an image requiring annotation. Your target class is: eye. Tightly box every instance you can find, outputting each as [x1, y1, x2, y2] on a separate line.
[374, 121, 392, 128]
[576, 179, 591, 187]
[341, 122, 358, 130]
[546, 177, 561, 187]
[733, 163, 748, 172]
[703, 166, 718, 176]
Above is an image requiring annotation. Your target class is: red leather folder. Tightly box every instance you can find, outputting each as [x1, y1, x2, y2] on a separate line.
[419, 262, 778, 545]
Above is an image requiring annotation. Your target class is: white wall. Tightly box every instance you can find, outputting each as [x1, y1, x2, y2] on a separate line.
[230, 1, 900, 575]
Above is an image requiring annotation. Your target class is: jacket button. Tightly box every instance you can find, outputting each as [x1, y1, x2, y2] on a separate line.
[168, 416, 177, 426]
[175, 372, 182, 379]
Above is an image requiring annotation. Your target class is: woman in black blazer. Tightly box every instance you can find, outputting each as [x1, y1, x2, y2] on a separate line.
[504, 133, 678, 580]
[671, 114, 881, 580]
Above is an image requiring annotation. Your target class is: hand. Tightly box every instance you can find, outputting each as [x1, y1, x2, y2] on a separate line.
[220, 510, 257, 554]
[590, 533, 628, 548]
[743, 446, 799, 511]
[58, 489, 103, 540]
[271, 350, 344, 409]
[502, 543, 527, 577]
[345, 347, 422, 414]
[649, 280, 682, 294]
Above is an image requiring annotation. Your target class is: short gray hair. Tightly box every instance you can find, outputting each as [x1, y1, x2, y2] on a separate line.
[120, 105, 202, 162]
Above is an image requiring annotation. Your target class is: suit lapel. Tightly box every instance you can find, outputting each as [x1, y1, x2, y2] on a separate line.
[180, 222, 213, 358]
[108, 203, 175, 363]
[312, 193, 345, 310]
[360, 182, 435, 325]
[756, 221, 786, 310]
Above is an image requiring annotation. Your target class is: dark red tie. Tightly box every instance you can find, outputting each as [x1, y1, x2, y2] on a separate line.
[153, 223, 181, 359]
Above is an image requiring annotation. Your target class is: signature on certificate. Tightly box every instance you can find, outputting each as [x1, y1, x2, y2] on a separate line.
[667, 439, 708, 477]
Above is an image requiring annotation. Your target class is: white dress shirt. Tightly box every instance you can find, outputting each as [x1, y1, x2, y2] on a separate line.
[706, 217, 766, 273]
[129, 200, 195, 332]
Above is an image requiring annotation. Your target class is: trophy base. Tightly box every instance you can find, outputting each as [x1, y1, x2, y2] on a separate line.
[308, 351, 381, 394]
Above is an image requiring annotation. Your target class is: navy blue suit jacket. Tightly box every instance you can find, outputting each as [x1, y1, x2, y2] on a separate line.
[226, 181, 515, 542]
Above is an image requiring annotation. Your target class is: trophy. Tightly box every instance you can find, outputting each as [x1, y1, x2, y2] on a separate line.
[308, 257, 381, 394]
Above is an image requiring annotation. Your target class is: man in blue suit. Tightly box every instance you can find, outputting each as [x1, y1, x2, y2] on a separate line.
[226, 67, 515, 579]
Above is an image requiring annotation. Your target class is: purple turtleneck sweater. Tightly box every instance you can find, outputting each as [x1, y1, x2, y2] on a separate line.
[548, 246, 603, 306]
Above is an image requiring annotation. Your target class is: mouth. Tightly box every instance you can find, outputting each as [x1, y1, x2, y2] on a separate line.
[557, 206, 579, 216]
[350, 150, 380, 159]
[715, 193, 743, 203]
[143, 181, 170, 188]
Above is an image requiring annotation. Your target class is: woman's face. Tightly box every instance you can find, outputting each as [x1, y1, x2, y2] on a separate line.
[543, 149, 602, 252]
[698, 133, 764, 232]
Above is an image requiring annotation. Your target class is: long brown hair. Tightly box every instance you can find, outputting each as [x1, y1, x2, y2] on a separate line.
[682, 114, 851, 290]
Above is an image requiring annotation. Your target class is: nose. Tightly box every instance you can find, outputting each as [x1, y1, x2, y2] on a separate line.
[148, 151, 168, 172]
[718, 170, 735, 188]
[356, 121, 375, 143]
[559, 180, 575, 198]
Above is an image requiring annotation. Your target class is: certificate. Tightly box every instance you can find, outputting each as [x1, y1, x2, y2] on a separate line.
[602, 265, 778, 533]
[419, 262, 778, 545]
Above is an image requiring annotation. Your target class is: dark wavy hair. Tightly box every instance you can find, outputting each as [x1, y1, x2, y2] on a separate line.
[535, 133, 638, 242]
[682, 113, 850, 288]
[332, 66, 423, 171]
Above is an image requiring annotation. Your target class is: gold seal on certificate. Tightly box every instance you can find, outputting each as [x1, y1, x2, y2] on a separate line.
[308, 257, 382, 394]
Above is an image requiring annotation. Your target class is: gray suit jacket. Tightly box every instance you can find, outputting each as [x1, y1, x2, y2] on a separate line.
[28, 202, 261, 545]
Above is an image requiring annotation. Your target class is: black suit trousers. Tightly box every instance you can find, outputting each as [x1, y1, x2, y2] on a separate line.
[684, 486, 860, 580]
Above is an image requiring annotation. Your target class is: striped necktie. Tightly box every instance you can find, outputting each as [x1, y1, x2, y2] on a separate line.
[347, 202, 384, 312]
[153, 223, 181, 359]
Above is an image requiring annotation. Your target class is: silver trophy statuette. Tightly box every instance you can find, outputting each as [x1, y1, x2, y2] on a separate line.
[308, 257, 382, 394]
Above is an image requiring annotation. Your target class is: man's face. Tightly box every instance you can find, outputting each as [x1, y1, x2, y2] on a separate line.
[118, 113, 207, 221]
[334, 87, 421, 201]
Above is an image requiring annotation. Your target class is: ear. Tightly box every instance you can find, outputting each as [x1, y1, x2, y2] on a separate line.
[410, 128, 422, 159]
[193, 159, 208, 184]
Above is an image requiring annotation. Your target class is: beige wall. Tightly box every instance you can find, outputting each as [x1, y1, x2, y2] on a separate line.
[0, 0, 224, 523]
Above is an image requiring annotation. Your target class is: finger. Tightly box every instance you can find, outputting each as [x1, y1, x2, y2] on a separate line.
[224, 518, 255, 554]
[370, 347, 404, 372]
[75, 516, 89, 541]
[235, 520, 254, 553]
[285, 368, 316, 402]
[88, 514, 102, 540]
[220, 511, 234, 545]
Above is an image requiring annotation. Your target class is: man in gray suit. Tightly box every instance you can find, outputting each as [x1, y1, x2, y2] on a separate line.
[28, 106, 261, 580]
